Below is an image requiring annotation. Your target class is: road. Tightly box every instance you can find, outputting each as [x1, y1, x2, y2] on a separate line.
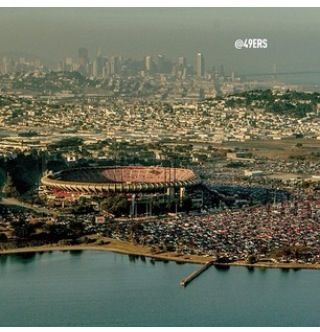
[0, 197, 51, 214]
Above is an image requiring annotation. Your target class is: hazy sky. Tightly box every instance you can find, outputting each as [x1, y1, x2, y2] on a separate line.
[1, 8, 320, 74]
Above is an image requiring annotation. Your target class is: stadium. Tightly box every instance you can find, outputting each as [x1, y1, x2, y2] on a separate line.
[40, 166, 204, 216]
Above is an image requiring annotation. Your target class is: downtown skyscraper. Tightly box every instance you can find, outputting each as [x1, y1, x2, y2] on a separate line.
[196, 52, 205, 78]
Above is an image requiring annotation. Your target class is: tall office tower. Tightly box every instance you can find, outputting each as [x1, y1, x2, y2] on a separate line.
[145, 55, 153, 73]
[175, 56, 186, 79]
[156, 54, 165, 73]
[78, 47, 89, 75]
[178, 56, 187, 67]
[92, 49, 105, 78]
[92, 59, 98, 77]
[196, 52, 205, 78]
[109, 56, 120, 75]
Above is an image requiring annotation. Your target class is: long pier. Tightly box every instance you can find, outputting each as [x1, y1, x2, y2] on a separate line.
[180, 260, 214, 287]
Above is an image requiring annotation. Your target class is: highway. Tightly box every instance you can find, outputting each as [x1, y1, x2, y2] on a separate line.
[0, 197, 51, 215]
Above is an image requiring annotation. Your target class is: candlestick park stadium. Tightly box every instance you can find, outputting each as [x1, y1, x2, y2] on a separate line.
[39, 166, 219, 216]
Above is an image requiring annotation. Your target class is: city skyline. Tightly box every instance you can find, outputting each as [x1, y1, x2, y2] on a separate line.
[1, 8, 320, 75]
[0, 47, 313, 79]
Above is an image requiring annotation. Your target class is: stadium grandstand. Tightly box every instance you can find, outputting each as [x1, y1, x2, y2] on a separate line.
[40, 166, 205, 216]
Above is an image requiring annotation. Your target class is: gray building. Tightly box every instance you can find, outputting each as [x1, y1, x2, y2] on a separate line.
[196, 52, 205, 78]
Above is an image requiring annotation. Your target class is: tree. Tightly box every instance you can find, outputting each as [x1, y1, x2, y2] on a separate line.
[247, 255, 257, 264]
[100, 195, 128, 216]
[72, 196, 94, 214]
[0, 233, 8, 242]
[2, 174, 19, 198]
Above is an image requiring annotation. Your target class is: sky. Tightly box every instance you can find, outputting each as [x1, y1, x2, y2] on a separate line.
[1, 8, 320, 75]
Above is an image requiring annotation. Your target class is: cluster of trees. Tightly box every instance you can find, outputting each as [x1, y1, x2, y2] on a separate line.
[71, 197, 96, 215]
[0, 150, 74, 197]
[266, 101, 314, 118]
[222, 89, 319, 118]
[6, 154, 42, 194]
[49, 137, 83, 150]
[18, 130, 38, 137]
[100, 194, 129, 216]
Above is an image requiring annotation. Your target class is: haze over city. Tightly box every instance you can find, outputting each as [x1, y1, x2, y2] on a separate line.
[1, 8, 320, 75]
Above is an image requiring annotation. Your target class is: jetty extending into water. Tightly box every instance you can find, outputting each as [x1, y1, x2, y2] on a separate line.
[180, 260, 214, 287]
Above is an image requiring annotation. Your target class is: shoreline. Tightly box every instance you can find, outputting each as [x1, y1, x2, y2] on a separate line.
[1, 240, 320, 270]
[0, 239, 210, 264]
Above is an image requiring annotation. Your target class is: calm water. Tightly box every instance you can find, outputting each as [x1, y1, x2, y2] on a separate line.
[0, 250, 320, 326]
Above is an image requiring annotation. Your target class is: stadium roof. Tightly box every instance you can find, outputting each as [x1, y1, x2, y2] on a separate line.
[41, 166, 200, 193]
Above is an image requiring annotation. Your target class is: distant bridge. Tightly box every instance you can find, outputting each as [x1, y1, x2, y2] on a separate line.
[240, 70, 320, 78]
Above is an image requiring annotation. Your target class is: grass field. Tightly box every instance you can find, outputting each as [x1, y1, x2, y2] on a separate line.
[222, 138, 320, 159]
